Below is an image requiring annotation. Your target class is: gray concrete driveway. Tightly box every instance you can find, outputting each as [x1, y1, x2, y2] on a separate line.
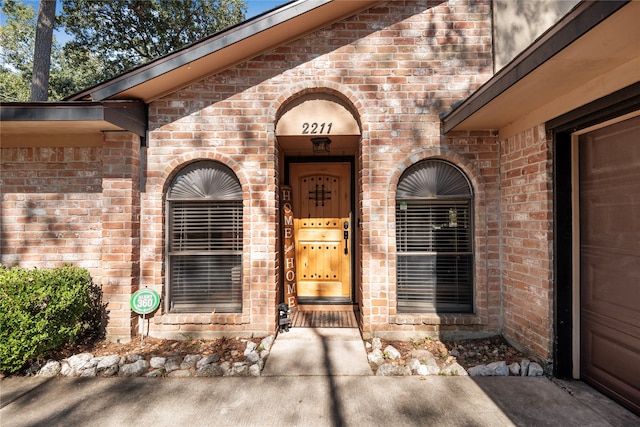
[2, 375, 638, 426]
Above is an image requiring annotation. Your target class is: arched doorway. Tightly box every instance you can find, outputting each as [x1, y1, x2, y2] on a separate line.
[276, 93, 361, 313]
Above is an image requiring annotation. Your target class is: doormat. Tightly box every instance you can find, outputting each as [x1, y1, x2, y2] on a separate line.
[291, 310, 358, 328]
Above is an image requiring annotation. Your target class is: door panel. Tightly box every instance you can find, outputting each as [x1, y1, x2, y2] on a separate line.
[579, 115, 640, 414]
[291, 163, 351, 300]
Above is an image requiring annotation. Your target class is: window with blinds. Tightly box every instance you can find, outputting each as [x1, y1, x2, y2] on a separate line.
[166, 161, 243, 313]
[396, 160, 473, 313]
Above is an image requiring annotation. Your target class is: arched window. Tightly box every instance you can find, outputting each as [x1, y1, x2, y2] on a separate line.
[166, 161, 243, 313]
[396, 160, 473, 313]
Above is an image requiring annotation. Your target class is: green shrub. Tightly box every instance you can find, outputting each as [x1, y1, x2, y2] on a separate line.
[0, 265, 97, 373]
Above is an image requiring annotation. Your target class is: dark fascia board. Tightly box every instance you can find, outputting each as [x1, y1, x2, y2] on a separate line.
[441, 0, 630, 134]
[103, 101, 147, 136]
[68, 0, 330, 102]
[547, 81, 640, 134]
[0, 100, 146, 136]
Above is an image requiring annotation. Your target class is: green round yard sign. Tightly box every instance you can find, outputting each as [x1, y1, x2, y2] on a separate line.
[130, 288, 160, 315]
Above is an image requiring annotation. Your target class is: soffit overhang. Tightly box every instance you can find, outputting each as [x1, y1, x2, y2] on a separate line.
[442, 0, 640, 140]
[67, 0, 383, 103]
[0, 101, 146, 146]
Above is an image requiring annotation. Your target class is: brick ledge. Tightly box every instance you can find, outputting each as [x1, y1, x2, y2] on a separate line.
[153, 313, 250, 325]
[389, 314, 482, 326]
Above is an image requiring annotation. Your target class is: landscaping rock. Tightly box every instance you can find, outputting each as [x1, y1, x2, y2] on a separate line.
[180, 354, 201, 369]
[528, 362, 544, 376]
[260, 336, 275, 352]
[410, 349, 434, 360]
[145, 370, 163, 377]
[16, 335, 276, 379]
[229, 362, 249, 376]
[97, 355, 121, 372]
[80, 366, 98, 377]
[102, 364, 119, 377]
[219, 362, 231, 376]
[249, 364, 261, 377]
[487, 361, 509, 376]
[119, 360, 149, 377]
[195, 364, 223, 377]
[164, 357, 181, 373]
[441, 362, 467, 376]
[371, 337, 382, 351]
[383, 345, 401, 360]
[37, 360, 61, 377]
[415, 364, 440, 376]
[66, 353, 93, 375]
[245, 351, 260, 364]
[244, 341, 257, 355]
[376, 363, 411, 376]
[367, 349, 385, 366]
[468, 365, 491, 376]
[197, 354, 220, 368]
[126, 354, 143, 363]
[509, 362, 520, 376]
[150, 357, 166, 369]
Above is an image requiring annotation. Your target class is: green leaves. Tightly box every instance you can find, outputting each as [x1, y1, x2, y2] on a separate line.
[0, 265, 95, 374]
[0, 0, 247, 100]
[60, 0, 247, 79]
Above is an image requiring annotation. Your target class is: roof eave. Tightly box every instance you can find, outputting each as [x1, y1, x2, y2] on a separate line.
[0, 100, 147, 136]
[68, 0, 382, 103]
[441, 0, 631, 135]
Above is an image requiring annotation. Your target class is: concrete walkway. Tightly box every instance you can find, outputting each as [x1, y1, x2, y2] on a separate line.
[1, 328, 638, 426]
[262, 327, 373, 376]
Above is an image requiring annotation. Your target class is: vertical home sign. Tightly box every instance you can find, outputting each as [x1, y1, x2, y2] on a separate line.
[281, 186, 298, 312]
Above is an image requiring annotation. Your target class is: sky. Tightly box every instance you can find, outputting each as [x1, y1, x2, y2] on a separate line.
[1, 0, 291, 44]
[246, 0, 290, 18]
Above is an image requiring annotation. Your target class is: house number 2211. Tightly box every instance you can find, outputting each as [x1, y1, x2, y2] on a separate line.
[302, 122, 332, 134]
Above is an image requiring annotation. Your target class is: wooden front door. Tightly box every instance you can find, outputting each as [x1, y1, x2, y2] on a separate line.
[290, 163, 351, 300]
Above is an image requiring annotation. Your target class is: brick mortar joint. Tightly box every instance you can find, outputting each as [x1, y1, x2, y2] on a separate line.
[153, 314, 250, 325]
[389, 314, 483, 326]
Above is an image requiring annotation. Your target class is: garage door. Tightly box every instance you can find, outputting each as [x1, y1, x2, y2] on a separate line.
[579, 115, 640, 414]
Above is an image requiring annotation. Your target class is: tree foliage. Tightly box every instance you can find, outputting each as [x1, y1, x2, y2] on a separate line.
[0, 0, 35, 101]
[0, 0, 246, 101]
[0, 0, 105, 101]
[61, 0, 246, 78]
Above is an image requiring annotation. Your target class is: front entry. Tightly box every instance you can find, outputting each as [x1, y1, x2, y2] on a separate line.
[290, 162, 352, 302]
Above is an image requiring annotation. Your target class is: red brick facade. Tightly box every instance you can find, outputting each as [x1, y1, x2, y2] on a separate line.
[0, 146, 103, 269]
[499, 124, 554, 360]
[0, 1, 554, 362]
[0, 137, 143, 341]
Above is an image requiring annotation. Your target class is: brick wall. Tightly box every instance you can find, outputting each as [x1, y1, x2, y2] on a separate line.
[0, 134, 142, 341]
[143, 0, 494, 339]
[0, 147, 103, 270]
[377, 130, 501, 339]
[100, 132, 142, 340]
[500, 124, 554, 361]
[0, 1, 559, 356]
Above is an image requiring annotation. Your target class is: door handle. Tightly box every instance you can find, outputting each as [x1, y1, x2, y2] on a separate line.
[343, 229, 349, 255]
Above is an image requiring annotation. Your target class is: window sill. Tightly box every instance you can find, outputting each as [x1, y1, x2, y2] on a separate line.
[153, 312, 248, 325]
[389, 313, 481, 326]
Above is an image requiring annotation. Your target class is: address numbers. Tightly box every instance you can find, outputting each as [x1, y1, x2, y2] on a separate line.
[302, 122, 332, 135]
